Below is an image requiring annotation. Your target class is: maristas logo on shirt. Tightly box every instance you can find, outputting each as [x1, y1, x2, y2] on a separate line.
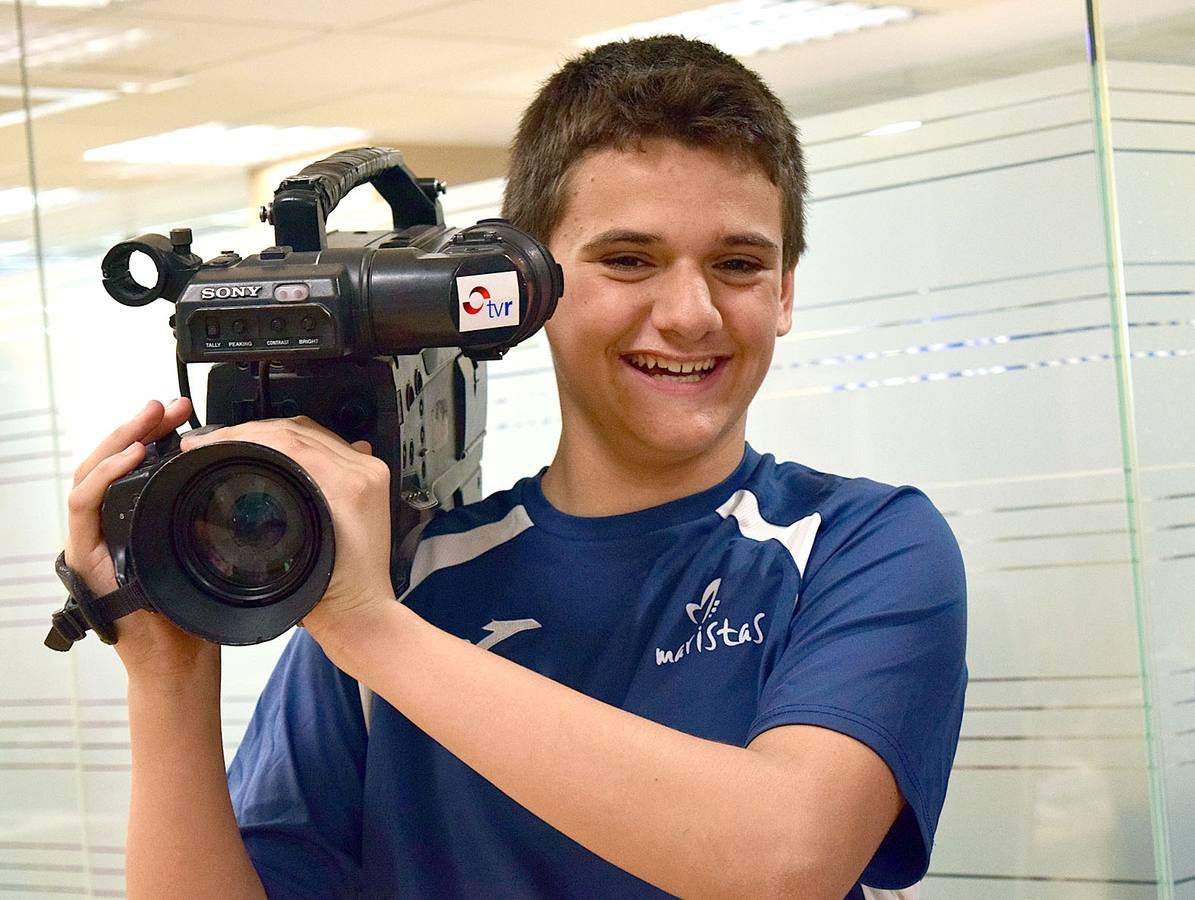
[655, 578, 766, 666]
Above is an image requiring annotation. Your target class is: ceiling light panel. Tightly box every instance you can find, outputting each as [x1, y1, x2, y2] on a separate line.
[0, 0, 122, 7]
[579, 0, 916, 58]
[0, 25, 149, 68]
[0, 85, 116, 129]
[83, 123, 371, 167]
[0, 186, 86, 219]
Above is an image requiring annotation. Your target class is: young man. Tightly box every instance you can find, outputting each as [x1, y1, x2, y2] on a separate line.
[65, 37, 965, 899]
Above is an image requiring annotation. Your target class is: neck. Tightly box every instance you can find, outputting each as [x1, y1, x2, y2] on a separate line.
[540, 431, 746, 517]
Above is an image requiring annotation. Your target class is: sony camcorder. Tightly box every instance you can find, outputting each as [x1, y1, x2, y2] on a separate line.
[45, 147, 563, 649]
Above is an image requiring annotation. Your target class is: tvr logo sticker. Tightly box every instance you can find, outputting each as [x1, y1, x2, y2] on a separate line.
[457, 271, 521, 333]
[462, 285, 488, 315]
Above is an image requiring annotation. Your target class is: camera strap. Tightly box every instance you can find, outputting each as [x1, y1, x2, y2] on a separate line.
[44, 552, 152, 652]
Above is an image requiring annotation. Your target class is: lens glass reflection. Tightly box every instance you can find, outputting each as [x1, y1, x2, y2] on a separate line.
[184, 468, 310, 595]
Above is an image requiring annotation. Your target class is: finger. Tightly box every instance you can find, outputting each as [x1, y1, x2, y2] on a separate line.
[179, 425, 280, 455]
[228, 431, 372, 494]
[350, 440, 372, 454]
[289, 415, 349, 446]
[178, 426, 353, 488]
[67, 441, 147, 551]
[275, 433, 381, 483]
[183, 416, 361, 464]
[144, 397, 193, 444]
[274, 415, 364, 461]
[73, 401, 163, 487]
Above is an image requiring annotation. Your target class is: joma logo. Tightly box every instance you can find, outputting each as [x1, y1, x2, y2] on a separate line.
[200, 285, 262, 299]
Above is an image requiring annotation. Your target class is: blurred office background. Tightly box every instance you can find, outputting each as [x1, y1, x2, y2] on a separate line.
[1, 0, 1192, 896]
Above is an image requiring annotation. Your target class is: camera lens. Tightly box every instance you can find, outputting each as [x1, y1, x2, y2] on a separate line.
[174, 462, 319, 605]
[122, 440, 334, 645]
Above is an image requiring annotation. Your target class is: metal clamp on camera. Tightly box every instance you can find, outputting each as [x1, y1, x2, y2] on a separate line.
[46, 147, 563, 650]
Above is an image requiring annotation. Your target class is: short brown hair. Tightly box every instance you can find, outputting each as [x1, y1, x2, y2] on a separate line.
[502, 36, 807, 268]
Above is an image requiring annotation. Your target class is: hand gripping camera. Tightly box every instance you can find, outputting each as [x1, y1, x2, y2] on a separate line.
[45, 147, 562, 649]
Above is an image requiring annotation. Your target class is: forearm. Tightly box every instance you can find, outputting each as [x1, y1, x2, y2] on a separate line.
[318, 603, 847, 899]
[125, 656, 264, 900]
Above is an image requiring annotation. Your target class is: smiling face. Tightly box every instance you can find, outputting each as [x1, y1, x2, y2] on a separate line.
[545, 138, 794, 479]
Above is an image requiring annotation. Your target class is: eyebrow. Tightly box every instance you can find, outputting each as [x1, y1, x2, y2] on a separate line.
[721, 232, 781, 255]
[578, 229, 780, 255]
[578, 229, 662, 253]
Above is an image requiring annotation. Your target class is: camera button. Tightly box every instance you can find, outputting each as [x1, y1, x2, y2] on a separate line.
[205, 318, 220, 339]
[274, 283, 309, 302]
[270, 317, 285, 333]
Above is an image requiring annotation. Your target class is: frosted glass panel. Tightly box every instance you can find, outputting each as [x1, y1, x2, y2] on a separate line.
[6, 0, 1193, 896]
[771, 63, 1157, 896]
[1104, 14, 1195, 891]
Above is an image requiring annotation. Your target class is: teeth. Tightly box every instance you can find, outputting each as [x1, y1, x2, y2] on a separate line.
[629, 353, 718, 376]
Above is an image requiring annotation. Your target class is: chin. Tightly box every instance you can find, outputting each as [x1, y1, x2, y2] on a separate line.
[628, 422, 740, 465]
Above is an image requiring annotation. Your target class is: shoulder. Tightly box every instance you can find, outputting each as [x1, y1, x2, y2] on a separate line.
[741, 450, 927, 522]
[736, 450, 961, 582]
[404, 475, 538, 597]
[421, 475, 536, 540]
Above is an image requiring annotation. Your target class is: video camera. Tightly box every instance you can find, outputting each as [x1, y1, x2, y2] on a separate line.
[45, 147, 562, 649]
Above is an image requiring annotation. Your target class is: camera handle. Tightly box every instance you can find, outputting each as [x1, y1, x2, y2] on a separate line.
[267, 147, 445, 253]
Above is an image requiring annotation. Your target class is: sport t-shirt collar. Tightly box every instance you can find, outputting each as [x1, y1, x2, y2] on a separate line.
[519, 444, 762, 541]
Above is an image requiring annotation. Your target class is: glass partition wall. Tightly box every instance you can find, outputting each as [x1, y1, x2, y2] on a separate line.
[1097, 1, 1195, 896]
[2, 1, 1190, 896]
[752, 1, 1187, 892]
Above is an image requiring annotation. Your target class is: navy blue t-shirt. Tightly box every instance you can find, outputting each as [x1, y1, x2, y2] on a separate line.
[228, 445, 967, 898]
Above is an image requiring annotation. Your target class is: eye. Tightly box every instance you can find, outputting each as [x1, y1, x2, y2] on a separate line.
[603, 254, 650, 270]
[716, 257, 766, 276]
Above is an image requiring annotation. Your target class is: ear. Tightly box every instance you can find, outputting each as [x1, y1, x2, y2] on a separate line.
[776, 267, 795, 337]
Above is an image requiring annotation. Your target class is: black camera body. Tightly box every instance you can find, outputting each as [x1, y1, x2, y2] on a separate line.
[169, 220, 550, 365]
[46, 148, 563, 651]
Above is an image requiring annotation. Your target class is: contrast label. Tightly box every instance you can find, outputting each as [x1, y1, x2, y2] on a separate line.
[456, 271, 520, 333]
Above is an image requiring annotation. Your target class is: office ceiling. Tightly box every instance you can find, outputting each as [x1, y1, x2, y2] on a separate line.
[0, 0, 1191, 220]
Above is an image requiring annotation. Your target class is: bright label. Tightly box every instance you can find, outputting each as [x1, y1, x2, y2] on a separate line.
[456, 271, 521, 333]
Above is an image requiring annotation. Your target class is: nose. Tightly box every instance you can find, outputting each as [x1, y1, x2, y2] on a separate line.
[650, 264, 722, 341]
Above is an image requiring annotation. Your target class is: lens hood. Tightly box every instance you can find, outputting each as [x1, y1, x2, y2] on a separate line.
[127, 441, 335, 644]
